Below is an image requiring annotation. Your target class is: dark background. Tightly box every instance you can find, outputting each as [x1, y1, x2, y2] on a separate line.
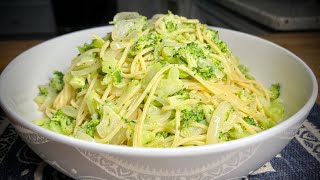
[0, 0, 319, 40]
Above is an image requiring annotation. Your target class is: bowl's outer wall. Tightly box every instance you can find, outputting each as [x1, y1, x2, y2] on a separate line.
[0, 26, 317, 179]
[12, 112, 306, 179]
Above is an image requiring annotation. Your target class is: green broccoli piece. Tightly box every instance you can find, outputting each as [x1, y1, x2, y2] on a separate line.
[35, 71, 64, 106]
[173, 89, 190, 99]
[269, 83, 280, 100]
[81, 117, 100, 137]
[49, 71, 64, 92]
[92, 39, 104, 48]
[265, 98, 285, 122]
[156, 131, 173, 138]
[196, 60, 215, 80]
[238, 64, 255, 80]
[77, 39, 104, 53]
[174, 42, 205, 68]
[174, 42, 216, 80]
[243, 116, 257, 126]
[112, 69, 123, 83]
[81, 82, 89, 91]
[49, 110, 75, 135]
[180, 107, 206, 128]
[228, 126, 251, 140]
[131, 32, 161, 55]
[205, 29, 231, 54]
[162, 11, 179, 33]
[216, 41, 231, 54]
[219, 132, 231, 142]
[48, 121, 63, 134]
[165, 21, 177, 32]
[78, 43, 92, 53]
[38, 85, 49, 96]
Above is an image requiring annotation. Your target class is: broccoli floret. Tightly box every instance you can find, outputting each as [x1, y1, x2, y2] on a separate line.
[162, 11, 179, 33]
[243, 116, 257, 126]
[34, 95, 46, 105]
[173, 89, 190, 99]
[38, 85, 49, 96]
[102, 53, 117, 74]
[77, 39, 104, 53]
[238, 64, 255, 80]
[269, 83, 280, 100]
[219, 132, 231, 142]
[112, 69, 123, 83]
[92, 39, 104, 48]
[49, 110, 75, 135]
[165, 21, 177, 32]
[100, 47, 124, 86]
[111, 69, 126, 88]
[174, 42, 217, 80]
[196, 60, 215, 80]
[265, 98, 285, 121]
[174, 42, 205, 68]
[81, 117, 100, 137]
[49, 71, 64, 92]
[81, 82, 89, 91]
[204, 29, 231, 55]
[156, 131, 173, 138]
[216, 41, 231, 54]
[78, 43, 92, 53]
[131, 32, 161, 55]
[180, 107, 205, 128]
[101, 74, 112, 85]
[228, 125, 251, 140]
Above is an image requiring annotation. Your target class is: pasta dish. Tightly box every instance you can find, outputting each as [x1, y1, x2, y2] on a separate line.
[34, 12, 285, 147]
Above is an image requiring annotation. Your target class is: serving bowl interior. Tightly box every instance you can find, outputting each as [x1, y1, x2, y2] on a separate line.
[0, 26, 317, 179]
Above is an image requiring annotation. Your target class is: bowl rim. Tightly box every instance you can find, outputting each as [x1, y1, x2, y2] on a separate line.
[0, 26, 318, 157]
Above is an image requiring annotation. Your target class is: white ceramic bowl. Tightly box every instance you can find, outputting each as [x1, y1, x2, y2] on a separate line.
[0, 26, 318, 179]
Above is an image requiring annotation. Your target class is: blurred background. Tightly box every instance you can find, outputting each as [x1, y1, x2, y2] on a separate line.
[0, 0, 319, 39]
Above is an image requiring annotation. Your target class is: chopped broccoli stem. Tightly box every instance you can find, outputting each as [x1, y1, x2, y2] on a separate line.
[180, 107, 205, 128]
[112, 69, 123, 83]
[38, 85, 48, 96]
[49, 71, 64, 92]
[165, 21, 177, 32]
[131, 32, 161, 55]
[265, 98, 285, 121]
[77, 43, 92, 53]
[269, 83, 281, 100]
[81, 118, 100, 137]
[238, 64, 255, 80]
[50, 110, 75, 135]
[173, 89, 190, 99]
[175, 42, 205, 66]
[156, 131, 173, 138]
[243, 116, 256, 126]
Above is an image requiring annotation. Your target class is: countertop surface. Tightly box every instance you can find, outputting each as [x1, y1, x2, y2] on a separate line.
[0, 32, 319, 103]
